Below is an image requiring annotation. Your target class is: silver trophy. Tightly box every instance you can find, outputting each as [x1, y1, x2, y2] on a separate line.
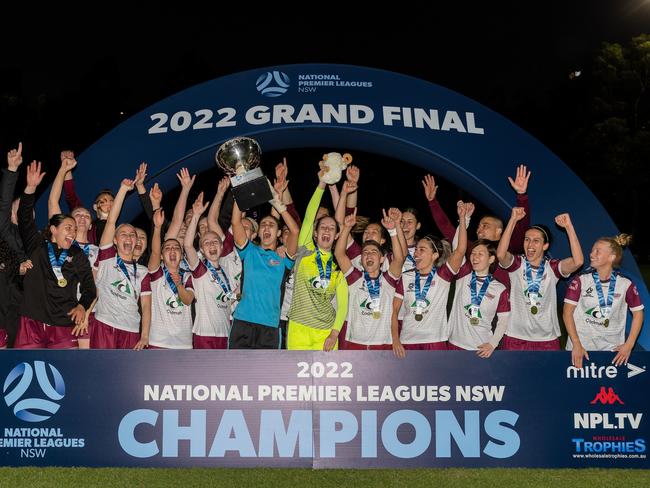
[215, 136, 272, 210]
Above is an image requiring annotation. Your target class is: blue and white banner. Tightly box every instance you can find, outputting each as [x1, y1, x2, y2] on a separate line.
[1, 351, 648, 468]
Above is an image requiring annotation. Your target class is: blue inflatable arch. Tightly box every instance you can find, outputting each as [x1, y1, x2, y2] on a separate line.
[38, 64, 648, 348]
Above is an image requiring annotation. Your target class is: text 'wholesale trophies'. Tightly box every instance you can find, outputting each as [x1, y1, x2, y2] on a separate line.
[215, 137, 272, 210]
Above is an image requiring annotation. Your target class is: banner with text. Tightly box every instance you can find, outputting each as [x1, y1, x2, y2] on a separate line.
[1, 351, 648, 468]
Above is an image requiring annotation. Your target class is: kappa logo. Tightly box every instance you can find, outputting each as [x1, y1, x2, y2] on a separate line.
[3, 362, 65, 422]
[256, 71, 290, 97]
[590, 387, 624, 405]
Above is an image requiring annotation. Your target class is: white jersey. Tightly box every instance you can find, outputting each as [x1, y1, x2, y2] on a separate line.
[149, 265, 194, 349]
[93, 245, 151, 333]
[396, 263, 456, 344]
[502, 255, 568, 341]
[447, 262, 510, 350]
[220, 248, 242, 314]
[564, 272, 644, 351]
[345, 268, 399, 346]
[190, 260, 233, 338]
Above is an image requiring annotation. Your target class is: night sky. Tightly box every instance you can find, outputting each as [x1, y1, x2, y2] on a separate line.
[0, 2, 648, 257]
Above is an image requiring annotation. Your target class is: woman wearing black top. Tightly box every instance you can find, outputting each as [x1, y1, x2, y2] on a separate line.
[14, 161, 96, 349]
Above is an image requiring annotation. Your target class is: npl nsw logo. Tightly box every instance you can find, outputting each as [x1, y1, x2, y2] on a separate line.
[3, 361, 65, 422]
[256, 71, 290, 97]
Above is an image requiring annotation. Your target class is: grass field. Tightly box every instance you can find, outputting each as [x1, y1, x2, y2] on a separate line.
[0, 468, 649, 488]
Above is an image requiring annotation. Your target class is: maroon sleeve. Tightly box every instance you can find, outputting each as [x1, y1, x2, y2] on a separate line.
[564, 275, 582, 303]
[549, 259, 565, 279]
[625, 282, 644, 310]
[395, 277, 405, 297]
[456, 261, 472, 280]
[496, 287, 511, 313]
[428, 199, 455, 243]
[502, 255, 522, 273]
[437, 263, 456, 282]
[345, 268, 363, 286]
[492, 267, 511, 288]
[192, 260, 208, 279]
[97, 245, 117, 262]
[149, 267, 164, 282]
[285, 202, 301, 228]
[345, 206, 355, 216]
[346, 239, 361, 260]
[508, 194, 530, 254]
[140, 274, 152, 294]
[222, 231, 234, 257]
[382, 270, 398, 289]
[63, 179, 84, 212]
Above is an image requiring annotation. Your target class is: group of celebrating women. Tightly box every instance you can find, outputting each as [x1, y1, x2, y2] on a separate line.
[0, 143, 644, 368]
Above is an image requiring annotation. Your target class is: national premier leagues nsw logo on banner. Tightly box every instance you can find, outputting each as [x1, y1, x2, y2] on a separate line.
[3, 361, 65, 422]
[256, 71, 290, 97]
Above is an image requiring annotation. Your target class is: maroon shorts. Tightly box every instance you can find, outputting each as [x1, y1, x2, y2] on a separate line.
[0, 328, 7, 348]
[404, 341, 448, 351]
[500, 335, 560, 351]
[193, 334, 228, 349]
[14, 316, 78, 349]
[344, 341, 392, 350]
[446, 342, 468, 351]
[89, 315, 140, 349]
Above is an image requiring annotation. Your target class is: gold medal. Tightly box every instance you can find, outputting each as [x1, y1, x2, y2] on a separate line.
[57, 278, 67, 288]
[415, 313, 423, 322]
[372, 310, 381, 320]
[604, 318, 609, 328]
[530, 305, 538, 315]
[470, 317, 480, 325]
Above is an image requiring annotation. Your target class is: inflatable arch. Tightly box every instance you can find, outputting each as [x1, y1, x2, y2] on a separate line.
[38, 64, 648, 348]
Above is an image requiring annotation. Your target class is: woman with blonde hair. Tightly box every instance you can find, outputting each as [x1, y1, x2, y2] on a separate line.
[564, 234, 644, 368]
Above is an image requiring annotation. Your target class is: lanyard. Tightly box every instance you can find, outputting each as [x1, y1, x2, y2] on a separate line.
[470, 271, 493, 307]
[593, 270, 617, 318]
[162, 266, 179, 299]
[315, 250, 332, 286]
[47, 242, 69, 287]
[415, 269, 436, 306]
[205, 259, 233, 296]
[117, 255, 138, 297]
[524, 257, 546, 295]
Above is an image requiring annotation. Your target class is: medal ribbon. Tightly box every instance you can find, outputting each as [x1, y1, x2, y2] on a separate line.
[162, 265, 180, 299]
[315, 250, 332, 284]
[524, 257, 546, 297]
[205, 259, 232, 296]
[415, 269, 436, 304]
[47, 242, 69, 284]
[470, 271, 493, 312]
[117, 255, 138, 298]
[593, 270, 617, 318]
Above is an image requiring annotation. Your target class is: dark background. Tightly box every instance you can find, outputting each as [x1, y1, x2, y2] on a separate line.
[0, 3, 648, 260]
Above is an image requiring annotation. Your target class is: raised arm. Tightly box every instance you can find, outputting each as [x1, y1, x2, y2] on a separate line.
[207, 176, 230, 240]
[508, 164, 532, 253]
[19, 161, 47, 256]
[165, 167, 195, 239]
[446, 203, 468, 273]
[497, 207, 525, 267]
[148, 209, 164, 272]
[184, 192, 210, 268]
[334, 209, 356, 274]
[48, 153, 78, 218]
[385, 208, 406, 277]
[100, 178, 135, 247]
[134, 162, 154, 221]
[231, 200, 248, 248]
[298, 172, 327, 248]
[423, 174, 456, 242]
[1, 143, 23, 245]
[270, 185, 299, 257]
[555, 213, 583, 275]
[335, 180, 358, 238]
[343, 165, 359, 214]
[60, 150, 84, 212]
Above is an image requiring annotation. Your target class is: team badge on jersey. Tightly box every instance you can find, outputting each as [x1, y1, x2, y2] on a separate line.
[111, 278, 133, 296]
